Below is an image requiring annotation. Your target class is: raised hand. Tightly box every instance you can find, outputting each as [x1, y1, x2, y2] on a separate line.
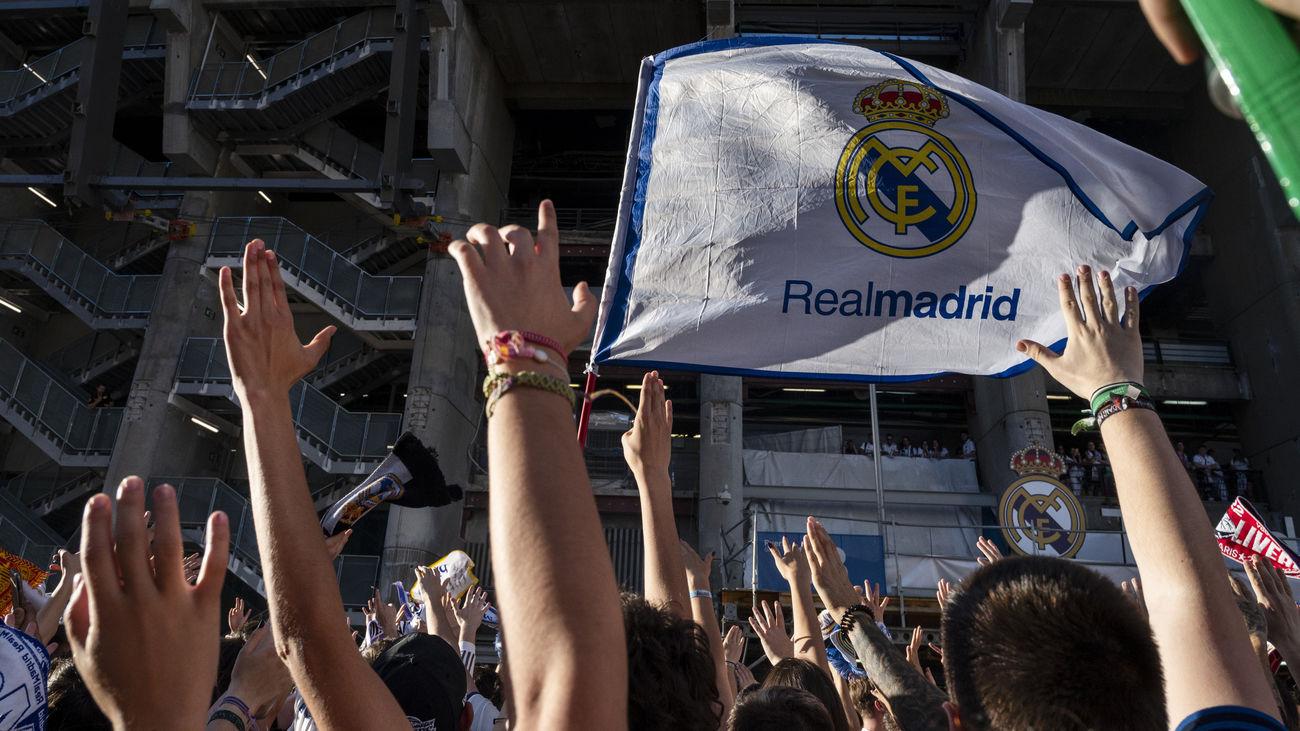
[623, 371, 673, 480]
[975, 536, 1004, 566]
[680, 540, 715, 590]
[723, 624, 746, 665]
[804, 518, 861, 617]
[1121, 576, 1148, 618]
[1016, 266, 1143, 401]
[65, 478, 228, 730]
[449, 586, 490, 641]
[448, 200, 596, 358]
[858, 581, 889, 624]
[219, 239, 335, 398]
[324, 528, 352, 561]
[182, 553, 202, 585]
[905, 626, 925, 675]
[228, 596, 251, 634]
[748, 600, 794, 665]
[767, 536, 811, 589]
[367, 589, 399, 640]
[1245, 557, 1300, 662]
[223, 624, 295, 724]
[936, 578, 952, 614]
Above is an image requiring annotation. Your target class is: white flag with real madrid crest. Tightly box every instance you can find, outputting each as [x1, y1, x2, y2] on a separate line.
[590, 38, 1210, 380]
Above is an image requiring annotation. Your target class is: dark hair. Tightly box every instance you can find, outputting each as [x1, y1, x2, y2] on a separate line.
[847, 678, 902, 731]
[622, 593, 722, 731]
[47, 659, 110, 731]
[941, 556, 1165, 731]
[728, 685, 834, 731]
[213, 635, 246, 704]
[473, 665, 504, 710]
[761, 658, 851, 731]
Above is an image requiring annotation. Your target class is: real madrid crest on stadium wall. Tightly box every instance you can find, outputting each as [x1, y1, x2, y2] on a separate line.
[998, 443, 1086, 559]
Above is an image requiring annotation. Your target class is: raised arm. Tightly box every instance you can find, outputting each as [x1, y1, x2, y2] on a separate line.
[219, 240, 411, 730]
[448, 200, 626, 730]
[768, 537, 831, 676]
[682, 540, 735, 721]
[805, 518, 950, 730]
[624, 371, 689, 616]
[1018, 266, 1278, 723]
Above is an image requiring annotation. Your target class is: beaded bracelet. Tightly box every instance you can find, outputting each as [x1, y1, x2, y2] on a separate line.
[837, 605, 872, 634]
[483, 370, 576, 417]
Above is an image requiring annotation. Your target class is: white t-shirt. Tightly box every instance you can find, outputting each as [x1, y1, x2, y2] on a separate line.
[467, 692, 502, 730]
[881, 443, 899, 456]
[961, 439, 976, 457]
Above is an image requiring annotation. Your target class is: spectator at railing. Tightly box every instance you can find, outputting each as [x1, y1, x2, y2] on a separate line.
[959, 432, 976, 459]
[933, 440, 949, 458]
[1175, 441, 1192, 472]
[1193, 445, 1227, 501]
[879, 434, 899, 456]
[899, 437, 920, 457]
[858, 437, 874, 456]
[1230, 449, 1251, 499]
[841, 439, 860, 456]
[86, 385, 112, 409]
[1065, 447, 1085, 496]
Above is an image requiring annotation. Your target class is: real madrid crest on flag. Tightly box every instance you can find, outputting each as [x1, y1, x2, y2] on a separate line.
[998, 443, 1086, 559]
[836, 79, 975, 259]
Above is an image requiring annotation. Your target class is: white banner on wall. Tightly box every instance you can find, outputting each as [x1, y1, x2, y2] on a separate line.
[592, 38, 1210, 380]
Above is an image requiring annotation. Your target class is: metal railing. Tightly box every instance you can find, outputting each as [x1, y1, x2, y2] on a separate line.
[1142, 338, 1233, 366]
[0, 16, 166, 109]
[188, 8, 396, 103]
[46, 331, 141, 383]
[3, 462, 99, 511]
[0, 489, 63, 572]
[0, 221, 159, 322]
[209, 218, 421, 323]
[176, 338, 401, 462]
[0, 340, 122, 459]
[499, 207, 617, 231]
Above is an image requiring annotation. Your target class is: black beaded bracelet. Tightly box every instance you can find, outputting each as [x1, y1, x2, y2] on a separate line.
[838, 604, 872, 633]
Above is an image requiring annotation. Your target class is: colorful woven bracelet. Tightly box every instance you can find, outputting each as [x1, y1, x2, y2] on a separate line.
[1088, 382, 1149, 415]
[484, 370, 576, 417]
[837, 605, 871, 634]
[1094, 393, 1157, 429]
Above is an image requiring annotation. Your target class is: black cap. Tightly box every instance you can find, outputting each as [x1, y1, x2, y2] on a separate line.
[371, 633, 467, 730]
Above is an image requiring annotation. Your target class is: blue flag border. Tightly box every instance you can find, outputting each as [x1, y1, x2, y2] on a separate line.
[592, 37, 1212, 383]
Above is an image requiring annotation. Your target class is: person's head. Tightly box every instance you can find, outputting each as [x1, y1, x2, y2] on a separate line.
[473, 664, 504, 710]
[1086, 441, 1096, 451]
[369, 633, 472, 731]
[960, 432, 969, 441]
[940, 556, 1164, 731]
[900, 437, 911, 446]
[622, 593, 722, 730]
[1198, 444, 1208, 455]
[48, 659, 111, 731]
[886, 434, 894, 443]
[728, 685, 834, 731]
[848, 678, 901, 731]
[213, 635, 246, 704]
[1176, 441, 1185, 452]
[762, 658, 851, 731]
[1070, 447, 1081, 456]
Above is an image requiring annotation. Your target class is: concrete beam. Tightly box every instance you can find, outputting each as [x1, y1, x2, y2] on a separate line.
[64, 0, 129, 208]
[746, 484, 998, 507]
[380, 0, 424, 215]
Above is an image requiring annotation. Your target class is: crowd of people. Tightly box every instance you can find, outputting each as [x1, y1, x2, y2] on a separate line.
[841, 433, 977, 460]
[0, 202, 1291, 731]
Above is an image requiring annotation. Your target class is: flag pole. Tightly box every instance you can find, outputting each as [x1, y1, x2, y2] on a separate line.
[869, 383, 887, 585]
[576, 367, 598, 448]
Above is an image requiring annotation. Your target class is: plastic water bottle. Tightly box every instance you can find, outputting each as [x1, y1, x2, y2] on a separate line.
[1180, 0, 1300, 221]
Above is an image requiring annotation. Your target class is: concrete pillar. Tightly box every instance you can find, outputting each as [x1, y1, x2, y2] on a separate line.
[157, 0, 224, 175]
[961, 0, 1053, 492]
[104, 189, 231, 488]
[378, 0, 513, 588]
[699, 374, 745, 590]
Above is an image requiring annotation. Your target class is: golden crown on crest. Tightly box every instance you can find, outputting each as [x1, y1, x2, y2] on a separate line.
[852, 79, 950, 128]
[1009, 441, 1067, 477]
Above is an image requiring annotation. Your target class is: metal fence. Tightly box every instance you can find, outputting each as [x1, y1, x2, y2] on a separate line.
[0, 16, 165, 106]
[0, 340, 122, 456]
[0, 221, 159, 318]
[209, 218, 421, 322]
[176, 338, 401, 461]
